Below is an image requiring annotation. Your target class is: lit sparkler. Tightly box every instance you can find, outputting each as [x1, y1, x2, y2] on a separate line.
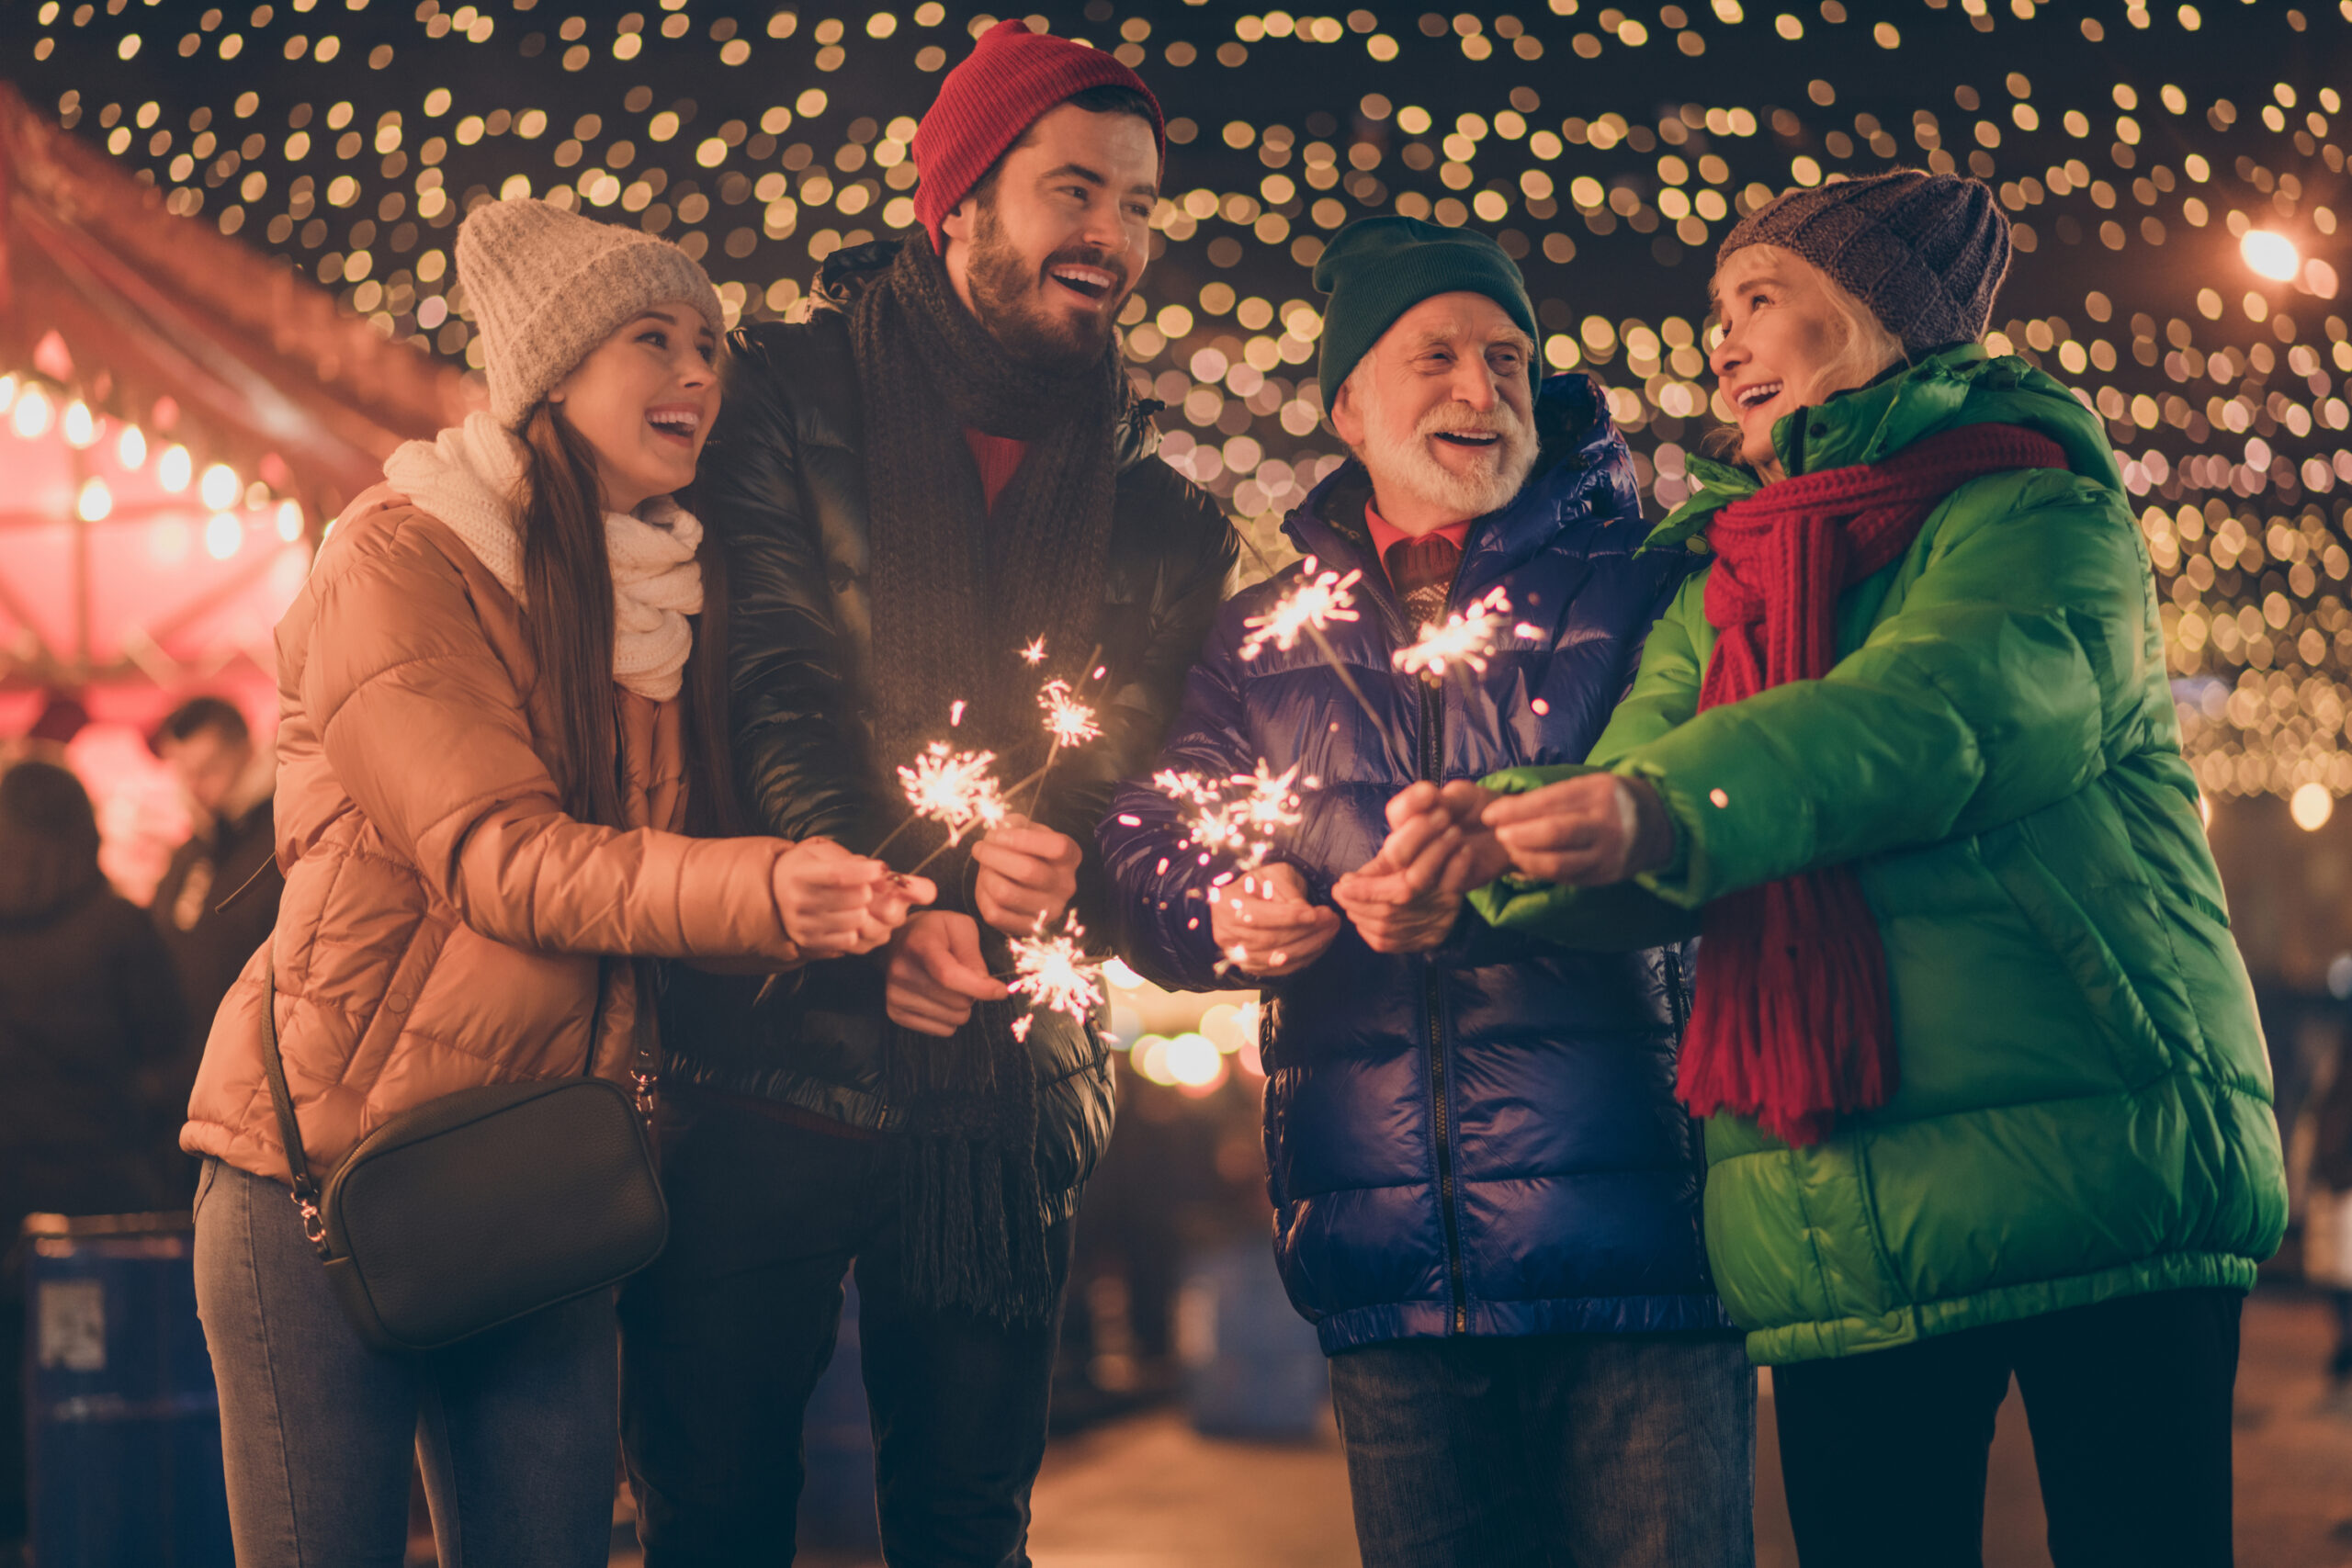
[1238, 556, 1363, 660]
[1022, 645, 1107, 812]
[896, 742, 1009, 846]
[1007, 912, 1106, 1027]
[1394, 586, 1515, 680]
[1151, 761, 1308, 872]
[1038, 679, 1102, 750]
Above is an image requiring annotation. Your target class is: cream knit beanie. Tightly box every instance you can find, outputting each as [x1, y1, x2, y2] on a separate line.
[455, 198, 726, 425]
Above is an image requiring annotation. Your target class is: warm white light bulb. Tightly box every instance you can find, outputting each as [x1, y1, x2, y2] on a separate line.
[198, 463, 240, 511]
[2291, 782, 2335, 831]
[2242, 230, 2301, 283]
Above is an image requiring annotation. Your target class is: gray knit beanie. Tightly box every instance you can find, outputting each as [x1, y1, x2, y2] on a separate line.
[1717, 170, 2010, 357]
[456, 198, 726, 425]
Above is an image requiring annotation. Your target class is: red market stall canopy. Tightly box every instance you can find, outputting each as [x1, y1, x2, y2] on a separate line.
[0, 80, 469, 528]
[0, 82, 474, 893]
[0, 79, 471, 706]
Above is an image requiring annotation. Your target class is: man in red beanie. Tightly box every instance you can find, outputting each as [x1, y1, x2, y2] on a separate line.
[621, 20, 1234, 1567]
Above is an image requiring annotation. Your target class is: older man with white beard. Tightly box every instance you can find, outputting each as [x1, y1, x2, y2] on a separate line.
[1100, 217, 1754, 1568]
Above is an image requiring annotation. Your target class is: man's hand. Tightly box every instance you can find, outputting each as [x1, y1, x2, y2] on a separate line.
[774, 839, 935, 961]
[884, 911, 1011, 1037]
[1479, 773, 1674, 887]
[969, 814, 1083, 936]
[1332, 784, 1513, 953]
[1209, 862, 1341, 978]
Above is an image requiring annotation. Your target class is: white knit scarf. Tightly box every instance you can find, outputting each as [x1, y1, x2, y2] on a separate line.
[382, 411, 704, 701]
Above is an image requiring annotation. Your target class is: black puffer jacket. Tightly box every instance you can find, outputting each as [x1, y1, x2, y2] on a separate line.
[661, 242, 1236, 1218]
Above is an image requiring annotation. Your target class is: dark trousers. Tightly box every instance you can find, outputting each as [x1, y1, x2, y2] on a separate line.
[618, 1089, 1073, 1568]
[1771, 1287, 2243, 1568]
[1328, 1330, 1756, 1568]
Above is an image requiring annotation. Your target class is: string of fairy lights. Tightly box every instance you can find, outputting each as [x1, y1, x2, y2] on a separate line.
[11, 0, 2352, 818]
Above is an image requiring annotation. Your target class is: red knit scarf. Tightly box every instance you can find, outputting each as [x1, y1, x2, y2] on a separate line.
[1678, 423, 2071, 1145]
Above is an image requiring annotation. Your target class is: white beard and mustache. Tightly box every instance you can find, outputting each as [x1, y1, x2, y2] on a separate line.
[1351, 388, 1539, 524]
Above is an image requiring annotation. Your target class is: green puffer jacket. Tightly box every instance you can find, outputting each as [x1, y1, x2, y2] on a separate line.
[1470, 344, 2287, 1365]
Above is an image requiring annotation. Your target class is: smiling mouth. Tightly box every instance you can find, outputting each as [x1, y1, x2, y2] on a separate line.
[1734, 381, 1783, 413]
[646, 409, 701, 446]
[1432, 431, 1503, 448]
[1047, 264, 1118, 302]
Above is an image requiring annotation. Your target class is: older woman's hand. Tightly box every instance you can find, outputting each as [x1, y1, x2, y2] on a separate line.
[1479, 774, 1676, 887]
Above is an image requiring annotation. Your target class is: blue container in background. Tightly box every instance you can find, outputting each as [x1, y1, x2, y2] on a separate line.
[797, 1273, 880, 1554]
[1177, 1239, 1330, 1441]
[24, 1213, 232, 1568]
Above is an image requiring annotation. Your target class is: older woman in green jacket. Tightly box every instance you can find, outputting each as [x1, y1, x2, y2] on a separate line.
[1363, 172, 2285, 1568]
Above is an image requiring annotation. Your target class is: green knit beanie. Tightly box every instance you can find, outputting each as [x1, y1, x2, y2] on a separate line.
[1312, 216, 1540, 407]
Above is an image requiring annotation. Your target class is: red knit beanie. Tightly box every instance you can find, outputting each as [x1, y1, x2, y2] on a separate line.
[911, 19, 1165, 250]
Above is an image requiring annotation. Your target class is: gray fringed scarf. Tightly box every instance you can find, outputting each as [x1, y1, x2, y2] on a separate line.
[849, 235, 1120, 1324]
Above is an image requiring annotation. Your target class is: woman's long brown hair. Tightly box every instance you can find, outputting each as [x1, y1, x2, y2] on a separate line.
[514, 400, 742, 836]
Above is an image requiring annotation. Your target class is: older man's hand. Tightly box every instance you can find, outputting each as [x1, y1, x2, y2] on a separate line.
[1209, 863, 1341, 978]
[1479, 773, 1674, 887]
[1334, 784, 1514, 953]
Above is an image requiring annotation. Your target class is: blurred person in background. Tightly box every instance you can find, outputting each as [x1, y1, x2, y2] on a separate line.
[0, 758, 188, 1550]
[2297, 1032, 2352, 1386]
[148, 695, 280, 1191]
[150, 696, 279, 1043]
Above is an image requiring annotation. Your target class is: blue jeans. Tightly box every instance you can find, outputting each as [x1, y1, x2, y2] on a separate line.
[1327, 1330, 1755, 1568]
[191, 1157, 619, 1568]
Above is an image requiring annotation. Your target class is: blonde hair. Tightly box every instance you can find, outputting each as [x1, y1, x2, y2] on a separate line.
[1708, 243, 1908, 428]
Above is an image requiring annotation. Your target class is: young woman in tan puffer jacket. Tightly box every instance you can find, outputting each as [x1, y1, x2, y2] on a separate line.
[181, 199, 931, 1568]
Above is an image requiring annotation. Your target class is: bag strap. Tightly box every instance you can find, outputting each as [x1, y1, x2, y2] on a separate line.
[257, 955, 334, 1260]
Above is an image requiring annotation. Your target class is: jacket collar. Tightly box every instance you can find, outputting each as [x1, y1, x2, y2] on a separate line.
[1282, 371, 1637, 593]
[808, 238, 1163, 474]
[1643, 343, 2126, 555]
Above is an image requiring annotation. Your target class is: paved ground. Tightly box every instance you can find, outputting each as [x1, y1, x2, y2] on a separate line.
[600, 1287, 2352, 1567]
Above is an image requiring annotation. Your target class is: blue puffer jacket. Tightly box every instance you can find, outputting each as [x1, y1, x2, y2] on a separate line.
[1102, 374, 1731, 1353]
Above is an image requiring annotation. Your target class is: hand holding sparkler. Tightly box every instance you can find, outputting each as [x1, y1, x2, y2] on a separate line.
[884, 910, 1009, 1037]
[1478, 772, 1676, 887]
[1332, 784, 1511, 954]
[771, 839, 936, 961]
[970, 812, 1083, 937]
[1209, 863, 1340, 977]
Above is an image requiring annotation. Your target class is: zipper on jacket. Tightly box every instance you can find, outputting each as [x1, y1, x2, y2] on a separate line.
[1417, 675, 1469, 1334]
[1663, 947, 1689, 1040]
[1662, 945, 1712, 1209]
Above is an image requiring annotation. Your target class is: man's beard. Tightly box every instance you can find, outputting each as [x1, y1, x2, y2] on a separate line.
[963, 199, 1128, 376]
[1355, 391, 1539, 522]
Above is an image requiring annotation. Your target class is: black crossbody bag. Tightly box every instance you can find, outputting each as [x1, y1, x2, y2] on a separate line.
[256, 956, 669, 1352]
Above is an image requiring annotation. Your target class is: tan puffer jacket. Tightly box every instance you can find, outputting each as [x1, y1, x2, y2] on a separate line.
[184, 488, 801, 1184]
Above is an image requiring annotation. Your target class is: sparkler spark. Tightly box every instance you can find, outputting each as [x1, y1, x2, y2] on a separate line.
[1239, 557, 1363, 661]
[896, 741, 1009, 845]
[1019, 637, 1049, 666]
[1394, 586, 1514, 679]
[1152, 761, 1307, 871]
[1007, 913, 1106, 1026]
[1037, 679, 1103, 749]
